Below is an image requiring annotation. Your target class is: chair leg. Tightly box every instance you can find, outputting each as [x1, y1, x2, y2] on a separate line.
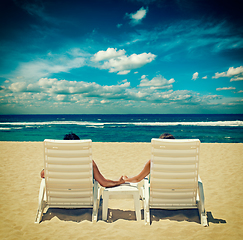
[143, 192, 150, 224]
[35, 206, 44, 224]
[201, 214, 208, 227]
[144, 205, 150, 225]
[35, 179, 46, 223]
[92, 181, 99, 222]
[198, 179, 208, 227]
[102, 191, 109, 221]
[133, 192, 141, 221]
[143, 178, 150, 225]
[92, 209, 98, 222]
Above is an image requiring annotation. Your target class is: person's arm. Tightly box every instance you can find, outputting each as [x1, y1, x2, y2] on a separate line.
[92, 160, 125, 188]
[40, 161, 125, 188]
[123, 160, 151, 183]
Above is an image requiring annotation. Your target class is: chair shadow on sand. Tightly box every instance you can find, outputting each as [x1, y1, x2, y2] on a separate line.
[41, 197, 226, 225]
[146, 209, 227, 225]
[105, 209, 227, 225]
[42, 208, 94, 222]
[41, 207, 139, 223]
[206, 211, 227, 224]
[41, 207, 226, 226]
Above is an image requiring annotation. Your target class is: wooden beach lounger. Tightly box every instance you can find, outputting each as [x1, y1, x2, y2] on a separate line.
[142, 138, 208, 226]
[35, 139, 100, 223]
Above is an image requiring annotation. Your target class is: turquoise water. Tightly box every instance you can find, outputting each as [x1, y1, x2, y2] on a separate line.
[0, 114, 243, 143]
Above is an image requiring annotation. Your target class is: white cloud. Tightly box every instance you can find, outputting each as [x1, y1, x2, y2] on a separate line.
[202, 76, 207, 79]
[100, 100, 110, 104]
[173, 94, 192, 101]
[216, 87, 236, 91]
[68, 48, 91, 58]
[9, 82, 27, 92]
[38, 78, 57, 88]
[160, 90, 194, 102]
[98, 51, 156, 74]
[212, 72, 226, 79]
[92, 48, 156, 75]
[138, 75, 175, 89]
[33, 93, 49, 101]
[6, 78, 133, 100]
[56, 95, 69, 102]
[126, 7, 148, 26]
[10, 53, 86, 82]
[213, 66, 243, 79]
[192, 72, 199, 80]
[27, 83, 41, 92]
[230, 77, 243, 82]
[2, 77, 202, 106]
[92, 48, 125, 62]
[204, 95, 222, 100]
[3, 76, 241, 113]
[227, 66, 243, 76]
[117, 70, 131, 75]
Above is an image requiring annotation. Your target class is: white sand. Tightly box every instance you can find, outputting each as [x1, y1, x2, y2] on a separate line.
[0, 142, 242, 239]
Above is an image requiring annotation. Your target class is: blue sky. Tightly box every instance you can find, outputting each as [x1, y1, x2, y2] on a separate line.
[0, 0, 243, 114]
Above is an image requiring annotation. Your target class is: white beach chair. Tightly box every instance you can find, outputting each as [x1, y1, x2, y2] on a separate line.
[35, 139, 100, 223]
[142, 138, 208, 226]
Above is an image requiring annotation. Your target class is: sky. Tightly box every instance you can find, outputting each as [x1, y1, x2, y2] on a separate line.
[0, 0, 243, 114]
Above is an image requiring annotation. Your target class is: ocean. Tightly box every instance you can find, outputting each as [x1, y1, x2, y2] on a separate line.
[0, 114, 243, 143]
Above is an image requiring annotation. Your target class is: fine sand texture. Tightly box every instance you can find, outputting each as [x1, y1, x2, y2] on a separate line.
[0, 142, 242, 240]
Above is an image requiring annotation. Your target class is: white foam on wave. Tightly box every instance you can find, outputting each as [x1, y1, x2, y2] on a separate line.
[0, 127, 11, 130]
[86, 126, 104, 128]
[0, 120, 242, 127]
[0, 121, 104, 126]
[131, 121, 243, 127]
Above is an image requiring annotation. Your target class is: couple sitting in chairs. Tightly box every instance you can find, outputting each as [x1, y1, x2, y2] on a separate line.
[37, 132, 208, 226]
[40, 132, 175, 187]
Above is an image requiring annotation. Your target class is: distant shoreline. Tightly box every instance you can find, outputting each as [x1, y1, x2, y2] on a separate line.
[1, 114, 242, 143]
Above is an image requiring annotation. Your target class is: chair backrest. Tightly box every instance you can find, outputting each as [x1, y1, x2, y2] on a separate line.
[43, 139, 93, 207]
[150, 138, 200, 208]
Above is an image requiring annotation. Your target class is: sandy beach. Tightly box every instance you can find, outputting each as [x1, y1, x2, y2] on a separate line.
[0, 142, 242, 240]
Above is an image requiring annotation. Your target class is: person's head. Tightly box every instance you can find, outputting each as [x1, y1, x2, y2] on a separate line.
[159, 133, 175, 139]
[63, 132, 80, 140]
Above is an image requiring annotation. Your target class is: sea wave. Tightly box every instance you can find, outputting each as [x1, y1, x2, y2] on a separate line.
[0, 127, 11, 130]
[0, 120, 242, 127]
[131, 121, 243, 127]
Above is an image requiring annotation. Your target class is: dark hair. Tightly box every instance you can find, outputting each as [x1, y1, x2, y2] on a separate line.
[63, 132, 80, 140]
[159, 133, 175, 139]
